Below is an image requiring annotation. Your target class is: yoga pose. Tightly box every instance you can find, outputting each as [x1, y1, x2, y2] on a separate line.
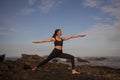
[32, 29, 86, 74]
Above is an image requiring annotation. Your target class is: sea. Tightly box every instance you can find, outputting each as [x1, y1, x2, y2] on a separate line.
[76, 56, 120, 69]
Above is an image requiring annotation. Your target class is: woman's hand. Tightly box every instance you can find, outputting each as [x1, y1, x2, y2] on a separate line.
[78, 34, 86, 37]
[32, 41, 40, 44]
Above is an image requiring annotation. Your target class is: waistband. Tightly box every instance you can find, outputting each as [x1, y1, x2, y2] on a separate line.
[54, 48, 62, 51]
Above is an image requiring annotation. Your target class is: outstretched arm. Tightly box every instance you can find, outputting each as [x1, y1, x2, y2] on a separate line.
[32, 38, 54, 44]
[62, 34, 86, 41]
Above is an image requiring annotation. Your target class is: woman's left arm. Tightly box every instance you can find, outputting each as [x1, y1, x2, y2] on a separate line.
[62, 34, 86, 41]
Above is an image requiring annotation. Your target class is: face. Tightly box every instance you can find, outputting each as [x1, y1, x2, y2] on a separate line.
[57, 30, 62, 36]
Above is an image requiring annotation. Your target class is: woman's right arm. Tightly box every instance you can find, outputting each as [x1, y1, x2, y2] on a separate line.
[32, 38, 54, 44]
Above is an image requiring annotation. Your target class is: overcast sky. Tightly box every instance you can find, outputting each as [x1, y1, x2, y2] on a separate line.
[0, 0, 120, 57]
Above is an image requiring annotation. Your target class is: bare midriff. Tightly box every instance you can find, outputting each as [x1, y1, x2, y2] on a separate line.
[55, 46, 62, 50]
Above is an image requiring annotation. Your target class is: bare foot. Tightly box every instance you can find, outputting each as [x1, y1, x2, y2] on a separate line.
[32, 67, 37, 71]
[72, 69, 80, 74]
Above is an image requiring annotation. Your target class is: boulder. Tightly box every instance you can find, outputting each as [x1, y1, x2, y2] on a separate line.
[0, 54, 5, 62]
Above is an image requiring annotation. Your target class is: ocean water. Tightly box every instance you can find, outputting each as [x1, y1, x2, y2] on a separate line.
[76, 57, 120, 69]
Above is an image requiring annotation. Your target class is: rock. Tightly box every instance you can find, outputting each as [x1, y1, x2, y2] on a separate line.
[12, 69, 94, 80]
[21, 54, 44, 62]
[0, 54, 120, 80]
[51, 58, 59, 63]
[16, 54, 44, 68]
[76, 57, 89, 63]
[0, 54, 5, 62]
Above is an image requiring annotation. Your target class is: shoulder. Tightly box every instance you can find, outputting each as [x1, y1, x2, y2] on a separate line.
[51, 37, 55, 41]
[61, 37, 64, 41]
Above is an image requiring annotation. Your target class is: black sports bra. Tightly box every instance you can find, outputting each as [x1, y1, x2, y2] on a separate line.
[54, 38, 63, 46]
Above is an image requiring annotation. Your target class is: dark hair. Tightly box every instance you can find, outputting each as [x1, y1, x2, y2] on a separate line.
[52, 29, 61, 38]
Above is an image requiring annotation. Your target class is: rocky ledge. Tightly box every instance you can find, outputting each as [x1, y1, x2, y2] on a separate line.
[0, 54, 120, 80]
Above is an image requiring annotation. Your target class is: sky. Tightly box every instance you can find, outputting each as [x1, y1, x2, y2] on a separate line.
[0, 0, 120, 57]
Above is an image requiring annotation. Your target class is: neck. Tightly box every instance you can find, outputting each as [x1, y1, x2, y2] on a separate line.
[56, 35, 61, 38]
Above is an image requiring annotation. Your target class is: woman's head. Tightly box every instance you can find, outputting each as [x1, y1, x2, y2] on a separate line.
[52, 29, 62, 38]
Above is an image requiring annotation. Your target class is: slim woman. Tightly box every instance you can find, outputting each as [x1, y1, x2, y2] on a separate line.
[32, 29, 86, 74]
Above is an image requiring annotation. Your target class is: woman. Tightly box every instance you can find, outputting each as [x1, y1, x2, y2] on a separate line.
[32, 29, 86, 74]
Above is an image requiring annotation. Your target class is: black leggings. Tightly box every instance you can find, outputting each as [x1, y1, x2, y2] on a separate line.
[37, 48, 75, 69]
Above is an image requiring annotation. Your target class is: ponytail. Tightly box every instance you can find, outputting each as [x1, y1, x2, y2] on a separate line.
[52, 29, 61, 38]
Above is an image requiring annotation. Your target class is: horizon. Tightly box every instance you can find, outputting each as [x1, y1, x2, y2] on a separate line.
[0, 0, 120, 57]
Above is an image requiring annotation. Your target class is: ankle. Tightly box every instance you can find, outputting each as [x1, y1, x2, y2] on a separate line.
[72, 69, 80, 74]
[32, 66, 37, 71]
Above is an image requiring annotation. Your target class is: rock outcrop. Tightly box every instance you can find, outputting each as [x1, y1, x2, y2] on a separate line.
[0, 54, 120, 80]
